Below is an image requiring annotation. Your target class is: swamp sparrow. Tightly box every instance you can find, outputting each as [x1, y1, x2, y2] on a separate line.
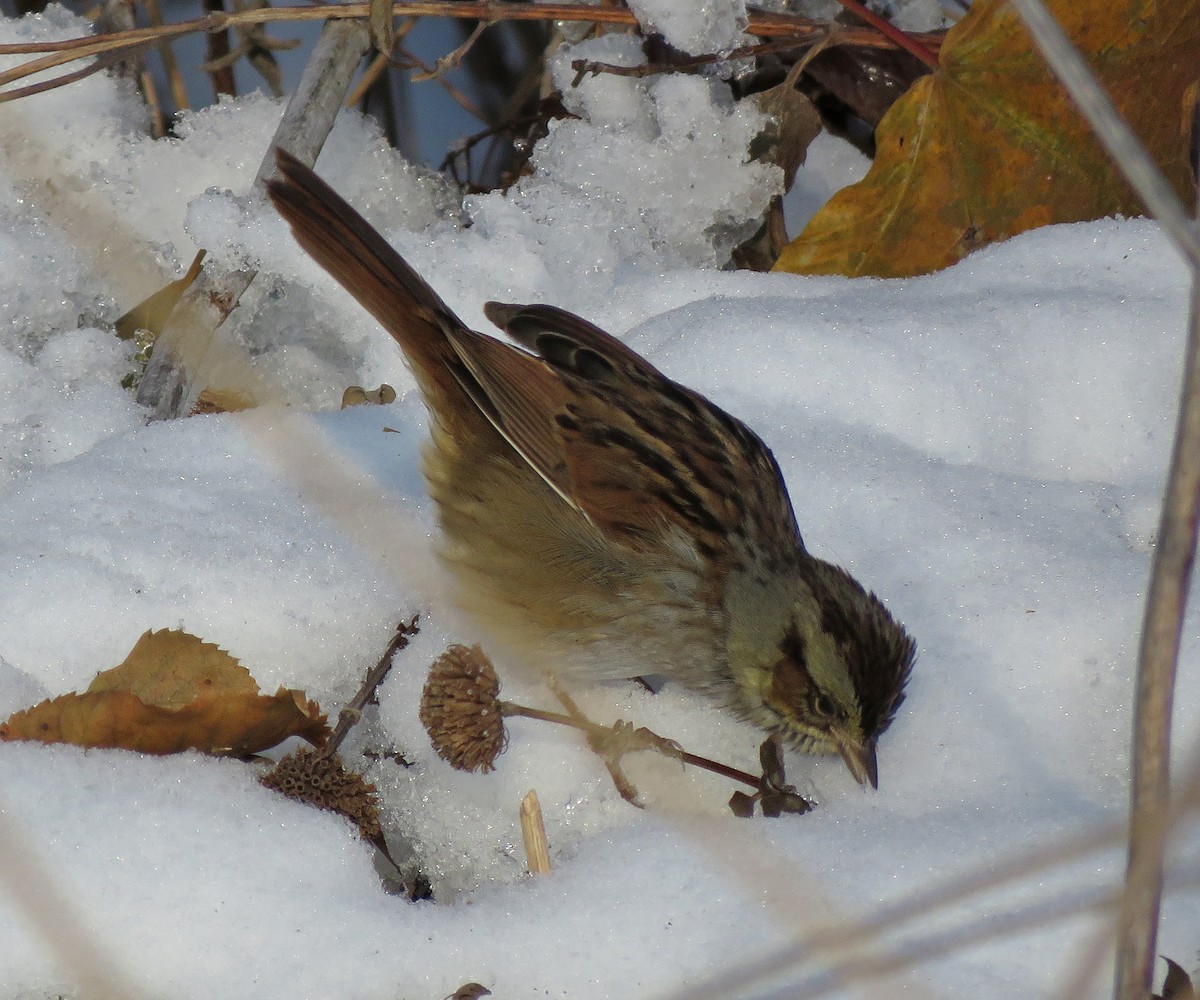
[268, 150, 915, 788]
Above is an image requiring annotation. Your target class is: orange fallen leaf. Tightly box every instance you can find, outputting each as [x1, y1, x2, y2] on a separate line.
[776, 0, 1200, 277]
[0, 629, 329, 755]
[88, 628, 258, 707]
[0, 688, 327, 755]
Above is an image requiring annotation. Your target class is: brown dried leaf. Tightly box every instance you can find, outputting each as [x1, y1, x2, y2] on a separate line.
[0, 687, 327, 755]
[0, 628, 329, 755]
[804, 46, 930, 127]
[752, 78, 823, 190]
[88, 628, 257, 708]
[734, 71, 822, 270]
[729, 790, 757, 818]
[727, 736, 815, 817]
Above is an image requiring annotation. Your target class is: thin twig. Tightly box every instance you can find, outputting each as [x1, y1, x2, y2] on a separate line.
[0, 46, 135, 102]
[324, 616, 420, 756]
[144, 0, 190, 113]
[1110, 271, 1200, 1000]
[1003, 3, 1200, 998]
[344, 16, 418, 106]
[137, 66, 167, 139]
[204, 0, 237, 97]
[568, 27, 842, 88]
[569, 34, 832, 84]
[411, 17, 488, 81]
[499, 701, 762, 788]
[830, 0, 938, 68]
[347, 49, 391, 106]
[0, 2, 945, 103]
[392, 45, 484, 120]
[0, 2, 942, 50]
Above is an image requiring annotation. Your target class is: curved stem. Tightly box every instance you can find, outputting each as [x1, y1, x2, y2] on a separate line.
[832, 0, 939, 70]
[499, 701, 761, 789]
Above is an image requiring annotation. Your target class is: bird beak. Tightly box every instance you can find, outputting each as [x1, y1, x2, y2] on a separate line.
[835, 734, 878, 789]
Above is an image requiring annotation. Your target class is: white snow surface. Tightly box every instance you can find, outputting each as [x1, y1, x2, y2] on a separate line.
[1, 6, 1199, 1000]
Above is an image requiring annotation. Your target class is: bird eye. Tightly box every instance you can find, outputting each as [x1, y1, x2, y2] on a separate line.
[811, 692, 835, 718]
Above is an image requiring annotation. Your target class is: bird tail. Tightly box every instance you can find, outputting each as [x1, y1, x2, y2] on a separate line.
[266, 148, 469, 418]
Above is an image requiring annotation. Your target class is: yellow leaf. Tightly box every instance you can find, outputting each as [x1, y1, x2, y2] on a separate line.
[776, 0, 1200, 277]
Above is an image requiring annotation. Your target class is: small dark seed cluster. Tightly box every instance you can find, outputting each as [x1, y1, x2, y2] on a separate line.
[419, 644, 507, 773]
[261, 747, 382, 841]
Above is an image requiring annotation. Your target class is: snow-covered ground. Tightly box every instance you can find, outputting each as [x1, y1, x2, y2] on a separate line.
[1, 6, 1198, 999]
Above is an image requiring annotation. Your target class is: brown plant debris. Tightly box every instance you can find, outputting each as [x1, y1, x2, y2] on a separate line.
[444, 985, 492, 1000]
[1156, 958, 1198, 1000]
[324, 616, 420, 758]
[419, 644, 507, 773]
[776, 0, 1200, 277]
[341, 384, 397, 408]
[0, 628, 329, 755]
[191, 387, 257, 414]
[728, 735, 814, 818]
[114, 249, 206, 342]
[261, 746, 382, 841]
[519, 788, 551, 875]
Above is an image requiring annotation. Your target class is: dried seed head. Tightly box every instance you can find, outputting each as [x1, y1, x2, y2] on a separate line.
[260, 747, 382, 841]
[420, 644, 507, 773]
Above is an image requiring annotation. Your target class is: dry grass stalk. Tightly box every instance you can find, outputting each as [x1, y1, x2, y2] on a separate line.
[520, 789, 552, 875]
[1006, 2, 1200, 997]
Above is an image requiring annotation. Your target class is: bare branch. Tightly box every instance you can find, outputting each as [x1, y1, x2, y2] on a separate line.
[0, 2, 945, 103]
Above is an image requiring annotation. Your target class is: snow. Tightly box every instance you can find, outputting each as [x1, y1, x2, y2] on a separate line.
[783, 129, 871, 235]
[2, 5, 1199, 999]
[624, 0, 746, 55]
[540, 36, 780, 269]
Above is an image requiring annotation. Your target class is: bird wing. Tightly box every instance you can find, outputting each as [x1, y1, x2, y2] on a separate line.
[446, 302, 803, 555]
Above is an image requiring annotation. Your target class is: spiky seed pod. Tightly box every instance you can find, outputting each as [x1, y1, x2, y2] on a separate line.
[420, 644, 508, 773]
[261, 747, 382, 841]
